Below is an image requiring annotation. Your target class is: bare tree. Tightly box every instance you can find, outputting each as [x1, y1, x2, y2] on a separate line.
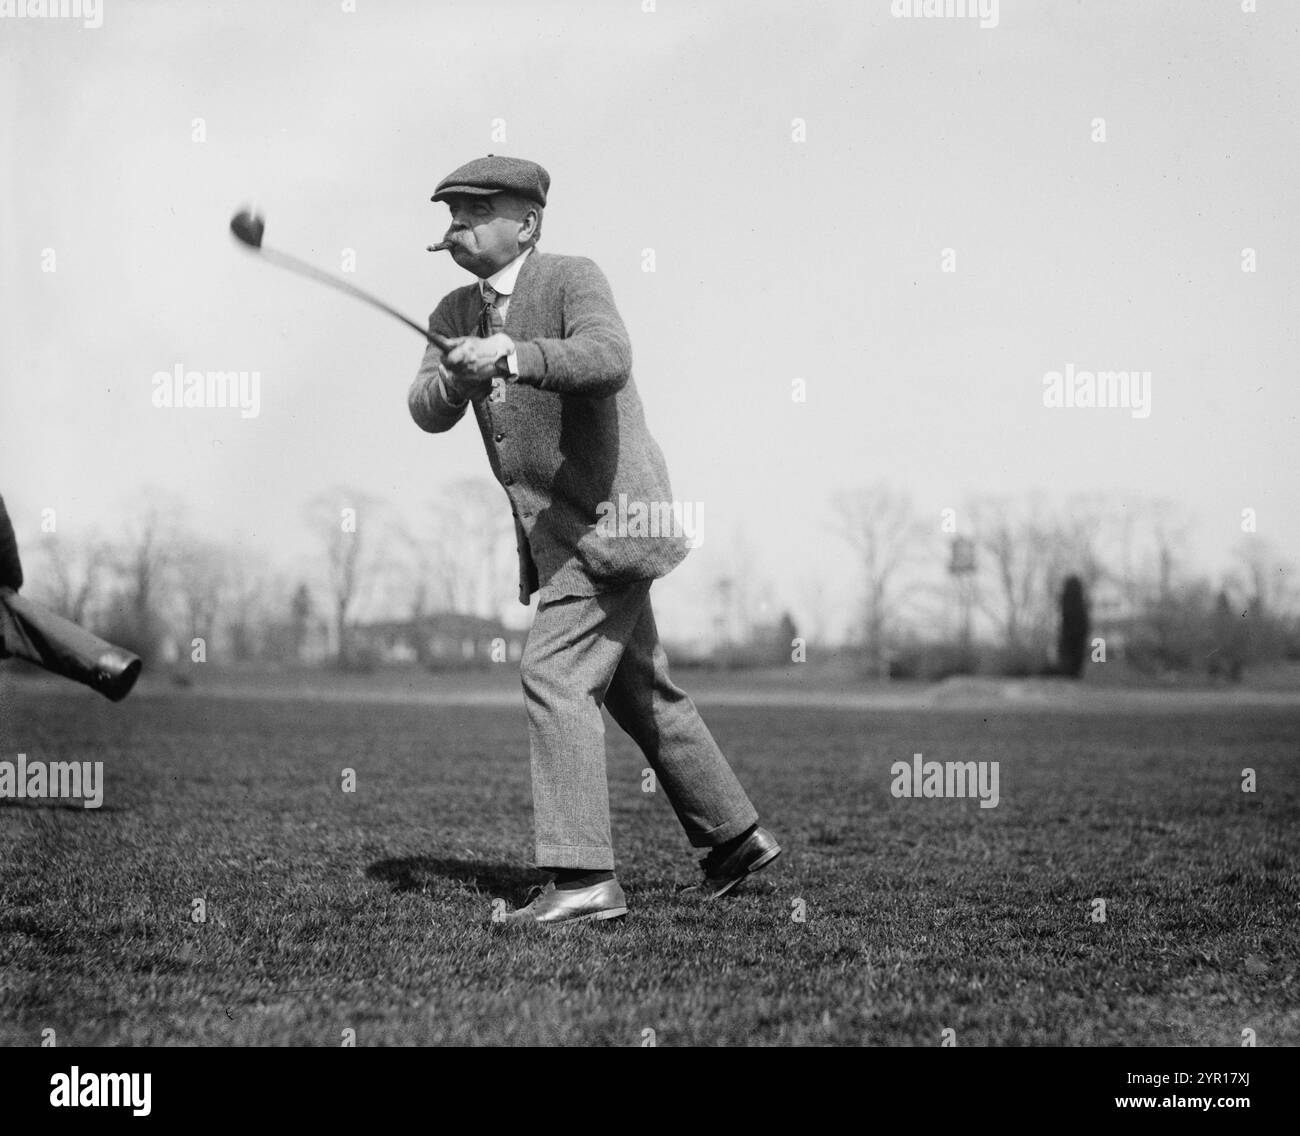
[102, 493, 184, 658]
[794, 573, 833, 649]
[1088, 495, 1193, 609]
[305, 487, 389, 666]
[704, 525, 767, 652]
[223, 549, 272, 662]
[1226, 536, 1296, 665]
[33, 531, 109, 624]
[1230, 535, 1295, 618]
[1055, 493, 1111, 591]
[1147, 498, 1194, 606]
[965, 495, 1058, 654]
[830, 484, 931, 677]
[412, 479, 514, 617]
[173, 537, 232, 657]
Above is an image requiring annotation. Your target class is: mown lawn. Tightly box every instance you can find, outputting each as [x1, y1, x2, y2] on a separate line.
[1, 681, 1296, 1046]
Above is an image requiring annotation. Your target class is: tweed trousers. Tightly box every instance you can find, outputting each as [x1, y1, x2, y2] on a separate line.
[522, 578, 759, 869]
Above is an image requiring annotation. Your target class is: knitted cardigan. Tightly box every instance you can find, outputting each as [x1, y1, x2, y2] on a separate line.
[408, 251, 690, 604]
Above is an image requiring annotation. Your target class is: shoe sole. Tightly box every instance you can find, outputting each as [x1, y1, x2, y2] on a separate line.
[502, 906, 629, 928]
[545, 906, 628, 927]
[708, 845, 782, 899]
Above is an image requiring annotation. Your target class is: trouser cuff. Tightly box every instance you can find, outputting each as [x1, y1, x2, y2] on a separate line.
[535, 843, 616, 871]
[690, 808, 760, 849]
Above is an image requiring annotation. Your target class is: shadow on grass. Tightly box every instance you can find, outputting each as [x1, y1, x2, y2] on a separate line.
[0, 798, 121, 813]
[366, 856, 547, 904]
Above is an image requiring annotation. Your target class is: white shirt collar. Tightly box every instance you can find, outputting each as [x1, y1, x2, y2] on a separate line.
[482, 247, 532, 297]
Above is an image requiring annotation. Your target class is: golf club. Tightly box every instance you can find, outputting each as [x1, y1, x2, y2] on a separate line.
[229, 209, 454, 351]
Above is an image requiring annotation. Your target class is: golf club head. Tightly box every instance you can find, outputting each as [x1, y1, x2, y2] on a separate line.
[230, 209, 265, 249]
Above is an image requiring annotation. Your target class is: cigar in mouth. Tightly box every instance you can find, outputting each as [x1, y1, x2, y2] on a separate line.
[426, 240, 456, 252]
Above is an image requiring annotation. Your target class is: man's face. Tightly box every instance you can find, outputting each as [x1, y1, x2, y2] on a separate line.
[440, 193, 532, 278]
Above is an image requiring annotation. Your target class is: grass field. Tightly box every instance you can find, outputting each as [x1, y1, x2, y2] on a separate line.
[1, 672, 1297, 1046]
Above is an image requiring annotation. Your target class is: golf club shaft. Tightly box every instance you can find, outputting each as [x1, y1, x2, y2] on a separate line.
[258, 245, 454, 351]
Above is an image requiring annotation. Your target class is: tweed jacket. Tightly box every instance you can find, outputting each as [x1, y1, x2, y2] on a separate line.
[408, 251, 691, 604]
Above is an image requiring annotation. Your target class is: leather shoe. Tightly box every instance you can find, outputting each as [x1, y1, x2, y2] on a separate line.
[498, 879, 628, 926]
[695, 826, 782, 898]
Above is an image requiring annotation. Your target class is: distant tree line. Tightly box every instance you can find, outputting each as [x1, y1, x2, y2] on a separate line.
[20, 480, 516, 671]
[828, 486, 1298, 682]
[14, 483, 1296, 684]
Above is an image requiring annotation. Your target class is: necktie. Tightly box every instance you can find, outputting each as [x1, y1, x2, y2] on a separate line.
[479, 283, 507, 404]
[479, 282, 505, 338]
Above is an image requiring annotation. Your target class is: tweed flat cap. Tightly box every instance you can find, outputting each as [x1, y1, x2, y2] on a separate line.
[432, 155, 550, 207]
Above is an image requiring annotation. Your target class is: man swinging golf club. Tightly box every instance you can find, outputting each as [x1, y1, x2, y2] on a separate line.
[408, 155, 781, 925]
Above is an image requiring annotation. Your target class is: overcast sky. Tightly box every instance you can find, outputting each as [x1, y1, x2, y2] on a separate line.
[2, 0, 1296, 643]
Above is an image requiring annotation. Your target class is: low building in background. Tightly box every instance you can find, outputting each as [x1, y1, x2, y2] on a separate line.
[351, 613, 525, 670]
